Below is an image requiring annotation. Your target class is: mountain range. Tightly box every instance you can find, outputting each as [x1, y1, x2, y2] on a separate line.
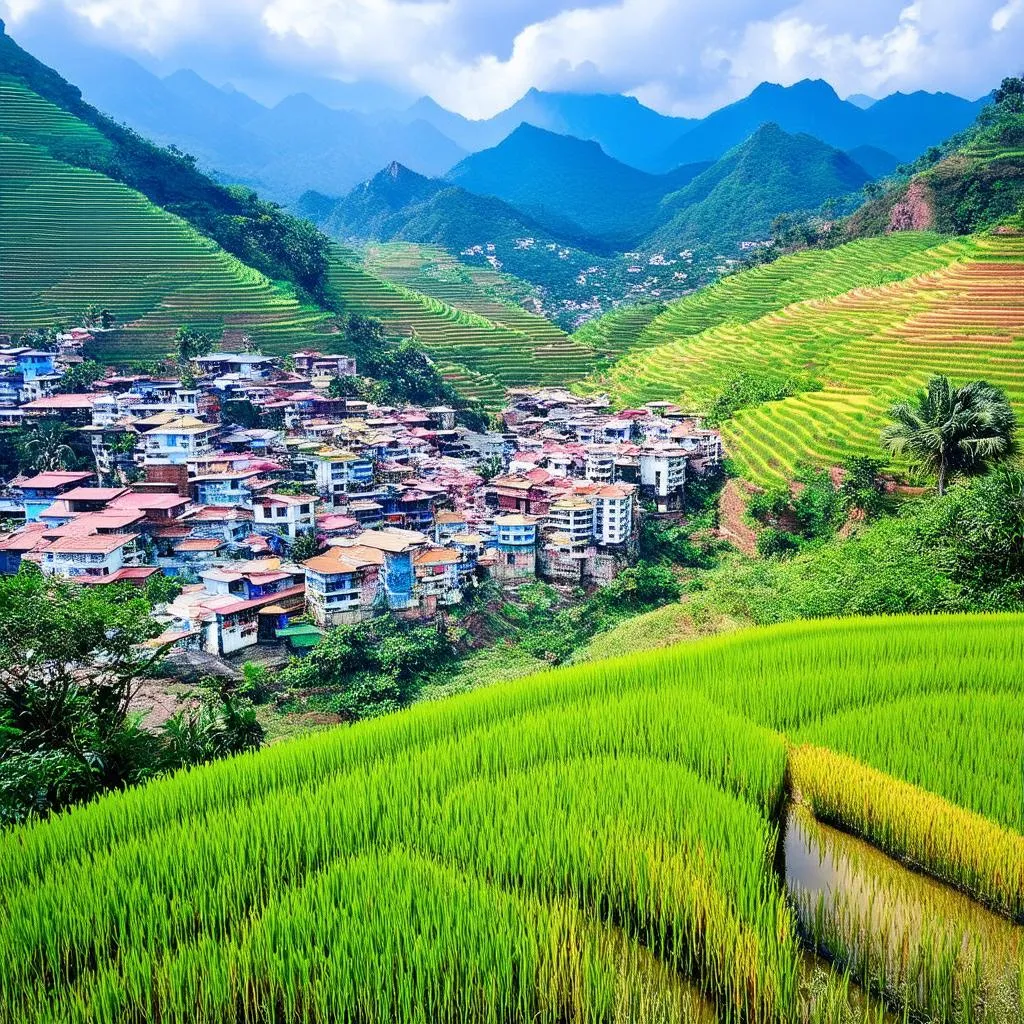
[11, 19, 986, 205]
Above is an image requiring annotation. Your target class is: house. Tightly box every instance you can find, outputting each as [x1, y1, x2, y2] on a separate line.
[310, 448, 375, 503]
[192, 353, 276, 380]
[16, 471, 95, 522]
[413, 547, 466, 613]
[490, 514, 538, 581]
[141, 416, 217, 466]
[638, 448, 689, 511]
[41, 533, 139, 578]
[434, 510, 468, 544]
[190, 468, 265, 507]
[303, 545, 383, 627]
[292, 350, 357, 377]
[20, 393, 97, 425]
[253, 494, 316, 541]
[349, 528, 429, 613]
[166, 563, 306, 654]
[13, 350, 56, 381]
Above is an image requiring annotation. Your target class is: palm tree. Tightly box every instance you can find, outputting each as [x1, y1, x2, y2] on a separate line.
[882, 376, 1016, 495]
[22, 424, 76, 472]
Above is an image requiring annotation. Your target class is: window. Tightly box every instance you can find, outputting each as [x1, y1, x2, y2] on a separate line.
[276, 507, 287, 518]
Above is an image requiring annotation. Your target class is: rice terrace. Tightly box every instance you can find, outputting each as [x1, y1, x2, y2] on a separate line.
[1, 5, 1024, 1024]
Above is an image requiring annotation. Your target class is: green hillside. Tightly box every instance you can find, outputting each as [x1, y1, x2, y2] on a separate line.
[324, 249, 603, 406]
[645, 123, 870, 252]
[582, 230, 1024, 482]
[3, 613, 1022, 1023]
[0, 115, 336, 360]
[0, 66, 600, 400]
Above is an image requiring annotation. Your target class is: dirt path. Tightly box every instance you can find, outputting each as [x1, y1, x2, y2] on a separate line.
[717, 478, 758, 556]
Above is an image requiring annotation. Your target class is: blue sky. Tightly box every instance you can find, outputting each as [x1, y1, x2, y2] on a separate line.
[2, 0, 1021, 116]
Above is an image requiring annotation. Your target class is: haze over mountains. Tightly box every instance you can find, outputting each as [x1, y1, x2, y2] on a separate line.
[16, 22, 985, 209]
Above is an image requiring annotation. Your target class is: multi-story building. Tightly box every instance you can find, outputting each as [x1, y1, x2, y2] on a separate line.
[638, 448, 689, 511]
[490, 514, 537, 581]
[41, 533, 139, 578]
[253, 493, 317, 541]
[141, 416, 217, 466]
[310, 447, 375, 503]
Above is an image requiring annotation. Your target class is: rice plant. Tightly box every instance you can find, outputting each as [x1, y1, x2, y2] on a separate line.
[1, 612, 1022, 1023]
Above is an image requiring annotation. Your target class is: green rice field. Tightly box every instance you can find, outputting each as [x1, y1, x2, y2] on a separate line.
[583, 232, 1024, 483]
[1, 613, 1021, 1024]
[326, 247, 603, 405]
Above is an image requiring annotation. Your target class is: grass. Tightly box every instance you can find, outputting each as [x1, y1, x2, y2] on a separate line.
[1, 613, 1022, 1023]
[581, 232, 1024, 483]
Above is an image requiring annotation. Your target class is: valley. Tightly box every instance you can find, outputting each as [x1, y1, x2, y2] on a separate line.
[1, 10, 1023, 1024]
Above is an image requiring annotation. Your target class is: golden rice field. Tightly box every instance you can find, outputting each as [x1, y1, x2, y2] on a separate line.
[2, 613, 1022, 1024]
[585, 233, 1024, 484]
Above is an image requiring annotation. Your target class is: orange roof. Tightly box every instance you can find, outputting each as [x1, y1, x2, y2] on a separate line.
[45, 534, 135, 554]
[414, 547, 462, 566]
[173, 538, 225, 552]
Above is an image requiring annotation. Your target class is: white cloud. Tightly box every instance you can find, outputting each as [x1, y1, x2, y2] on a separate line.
[1, 0, 1021, 115]
[991, 0, 1022, 31]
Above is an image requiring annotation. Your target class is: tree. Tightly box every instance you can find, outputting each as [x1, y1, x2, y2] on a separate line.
[57, 359, 104, 393]
[882, 376, 1017, 495]
[175, 325, 214, 363]
[994, 76, 1024, 114]
[20, 421, 76, 471]
[290, 530, 323, 562]
[0, 571, 167, 820]
[0, 571, 264, 823]
[82, 305, 115, 331]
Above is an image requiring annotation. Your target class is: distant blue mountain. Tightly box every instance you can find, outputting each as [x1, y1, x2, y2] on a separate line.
[658, 79, 986, 168]
[446, 123, 709, 246]
[404, 88, 693, 172]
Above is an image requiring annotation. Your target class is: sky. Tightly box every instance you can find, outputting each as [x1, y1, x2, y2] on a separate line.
[2, 0, 1021, 117]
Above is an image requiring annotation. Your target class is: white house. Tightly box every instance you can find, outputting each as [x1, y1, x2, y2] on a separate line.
[253, 494, 317, 540]
[42, 533, 139, 578]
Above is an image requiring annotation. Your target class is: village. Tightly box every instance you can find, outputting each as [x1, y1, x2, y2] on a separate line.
[0, 330, 722, 663]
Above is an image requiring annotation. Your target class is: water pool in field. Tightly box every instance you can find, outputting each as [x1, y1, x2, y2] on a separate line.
[781, 803, 1023, 1022]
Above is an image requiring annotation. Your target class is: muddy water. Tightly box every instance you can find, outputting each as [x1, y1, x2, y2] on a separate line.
[781, 803, 1024, 1022]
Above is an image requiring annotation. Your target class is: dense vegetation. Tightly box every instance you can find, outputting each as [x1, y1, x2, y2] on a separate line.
[0, 571, 262, 823]
[1, 613, 1021, 1023]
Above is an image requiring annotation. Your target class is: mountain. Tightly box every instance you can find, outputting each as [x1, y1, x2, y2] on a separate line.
[846, 93, 877, 110]
[298, 162, 561, 249]
[844, 145, 900, 179]
[845, 92, 1024, 239]
[645, 124, 871, 252]
[658, 79, 986, 168]
[1, 28, 464, 202]
[446, 124, 709, 246]
[405, 88, 693, 171]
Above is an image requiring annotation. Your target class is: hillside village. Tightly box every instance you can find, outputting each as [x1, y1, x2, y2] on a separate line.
[0, 333, 721, 663]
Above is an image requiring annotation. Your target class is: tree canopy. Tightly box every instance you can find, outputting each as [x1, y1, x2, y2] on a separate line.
[882, 376, 1016, 494]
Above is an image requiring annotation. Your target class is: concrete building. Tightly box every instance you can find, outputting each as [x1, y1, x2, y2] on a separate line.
[491, 513, 537, 581]
[310, 448, 375, 502]
[41, 533, 139, 578]
[253, 494, 316, 541]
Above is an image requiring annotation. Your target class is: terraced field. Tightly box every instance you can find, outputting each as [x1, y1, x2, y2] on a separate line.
[326, 250, 602, 406]
[590, 233, 1024, 483]
[3, 614, 1023, 1024]
[0, 135, 337, 361]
